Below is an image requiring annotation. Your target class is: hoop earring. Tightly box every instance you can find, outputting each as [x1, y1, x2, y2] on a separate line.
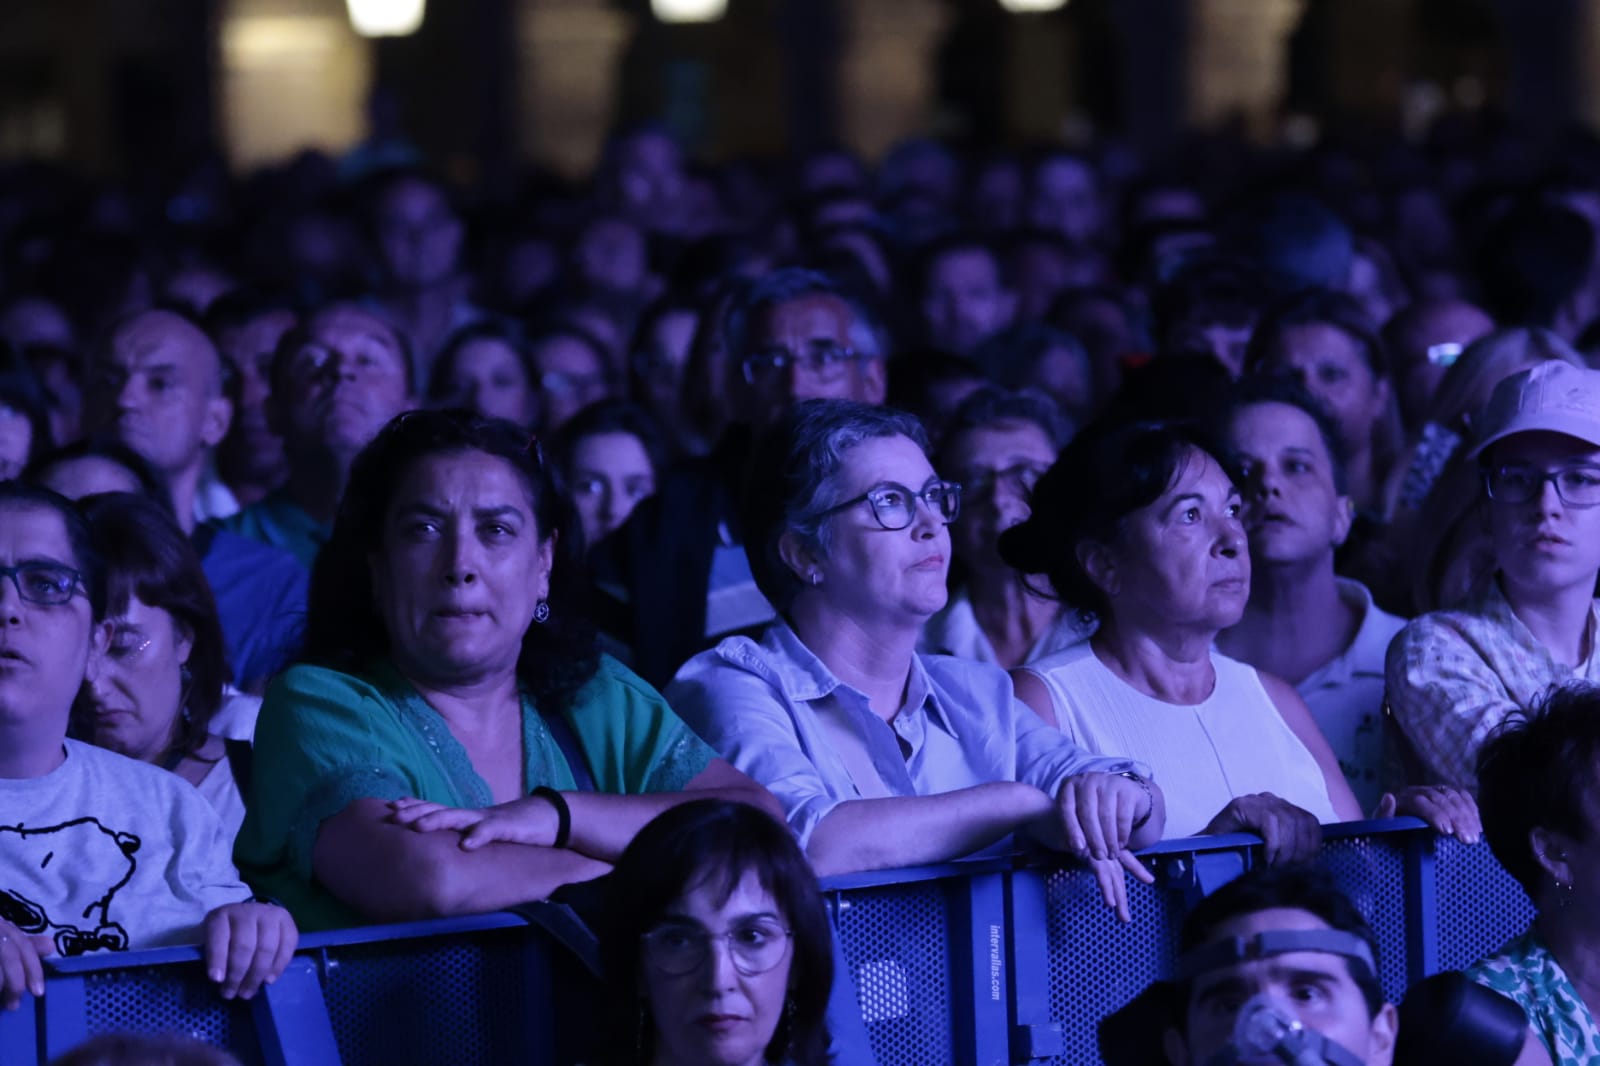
[533, 600, 551, 624]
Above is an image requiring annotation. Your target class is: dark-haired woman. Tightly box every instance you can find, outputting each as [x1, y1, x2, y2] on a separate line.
[598, 799, 833, 1066]
[74, 493, 255, 837]
[233, 409, 778, 931]
[426, 321, 539, 429]
[1004, 421, 1361, 862]
[1468, 683, 1600, 1066]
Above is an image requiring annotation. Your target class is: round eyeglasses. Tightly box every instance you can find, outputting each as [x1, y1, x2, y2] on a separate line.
[641, 922, 794, 976]
[1483, 464, 1600, 508]
[821, 480, 962, 530]
[0, 562, 84, 606]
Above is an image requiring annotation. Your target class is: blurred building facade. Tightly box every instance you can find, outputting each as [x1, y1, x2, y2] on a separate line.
[0, 0, 1593, 176]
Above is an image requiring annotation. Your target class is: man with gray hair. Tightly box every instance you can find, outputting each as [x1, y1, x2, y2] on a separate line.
[593, 267, 889, 687]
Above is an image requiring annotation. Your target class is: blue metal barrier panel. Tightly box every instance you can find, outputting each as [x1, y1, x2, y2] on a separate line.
[1043, 862, 1184, 1065]
[831, 879, 959, 1066]
[1431, 834, 1537, 972]
[72, 965, 261, 1065]
[1316, 828, 1415, 1003]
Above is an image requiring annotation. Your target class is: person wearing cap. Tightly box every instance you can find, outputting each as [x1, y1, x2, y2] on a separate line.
[1160, 865, 1398, 1065]
[1387, 361, 1600, 790]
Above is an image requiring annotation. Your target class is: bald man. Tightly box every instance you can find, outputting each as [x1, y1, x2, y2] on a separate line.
[84, 308, 308, 692]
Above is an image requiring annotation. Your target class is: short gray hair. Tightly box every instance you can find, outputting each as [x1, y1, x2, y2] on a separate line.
[742, 399, 931, 614]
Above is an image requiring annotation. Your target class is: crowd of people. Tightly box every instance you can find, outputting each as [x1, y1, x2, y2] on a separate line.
[4, 115, 1600, 1064]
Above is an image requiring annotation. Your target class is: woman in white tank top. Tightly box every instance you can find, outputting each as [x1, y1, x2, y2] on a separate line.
[998, 421, 1362, 862]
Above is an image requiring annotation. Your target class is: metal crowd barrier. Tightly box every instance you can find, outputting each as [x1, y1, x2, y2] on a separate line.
[0, 820, 1535, 1065]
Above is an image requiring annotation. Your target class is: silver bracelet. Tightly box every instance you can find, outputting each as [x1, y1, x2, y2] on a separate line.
[1116, 771, 1154, 831]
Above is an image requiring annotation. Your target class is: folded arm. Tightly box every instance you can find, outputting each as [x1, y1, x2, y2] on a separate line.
[312, 798, 612, 922]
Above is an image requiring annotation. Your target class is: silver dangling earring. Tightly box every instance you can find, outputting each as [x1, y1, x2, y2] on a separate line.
[533, 600, 551, 624]
[809, 572, 821, 587]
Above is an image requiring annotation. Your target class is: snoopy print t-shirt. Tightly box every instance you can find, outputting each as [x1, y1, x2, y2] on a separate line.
[0, 739, 251, 956]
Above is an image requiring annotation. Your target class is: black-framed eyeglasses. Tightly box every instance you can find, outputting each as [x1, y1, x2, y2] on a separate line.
[822, 480, 962, 530]
[1484, 464, 1600, 508]
[955, 462, 1048, 501]
[741, 342, 864, 386]
[0, 562, 84, 606]
[641, 921, 794, 976]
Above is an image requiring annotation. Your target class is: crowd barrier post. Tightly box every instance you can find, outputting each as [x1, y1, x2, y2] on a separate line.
[0, 992, 41, 1063]
[254, 956, 342, 1066]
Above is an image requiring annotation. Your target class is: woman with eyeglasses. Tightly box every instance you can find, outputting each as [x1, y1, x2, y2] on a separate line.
[1388, 362, 1600, 791]
[232, 409, 779, 932]
[1003, 419, 1361, 864]
[920, 386, 1091, 668]
[597, 799, 833, 1066]
[669, 399, 1164, 920]
[0, 481, 295, 1010]
[73, 492, 255, 838]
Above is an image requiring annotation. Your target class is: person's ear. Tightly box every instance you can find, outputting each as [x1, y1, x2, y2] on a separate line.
[1331, 494, 1355, 549]
[1077, 539, 1119, 600]
[860, 357, 888, 406]
[1531, 826, 1575, 889]
[1161, 1027, 1190, 1066]
[84, 619, 115, 684]
[538, 531, 557, 601]
[778, 530, 824, 588]
[201, 392, 234, 449]
[1366, 1001, 1399, 1065]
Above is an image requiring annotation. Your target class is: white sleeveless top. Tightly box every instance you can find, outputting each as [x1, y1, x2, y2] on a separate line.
[1023, 642, 1339, 839]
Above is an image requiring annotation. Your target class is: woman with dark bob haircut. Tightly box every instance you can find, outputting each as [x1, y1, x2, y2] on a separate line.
[73, 492, 251, 835]
[598, 799, 833, 1066]
[1468, 683, 1600, 1064]
[1003, 420, 1362, 863]
[234, 408, 779, 932]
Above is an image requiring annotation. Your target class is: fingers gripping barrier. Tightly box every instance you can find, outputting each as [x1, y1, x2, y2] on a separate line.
[0, 824, 1535, 1065]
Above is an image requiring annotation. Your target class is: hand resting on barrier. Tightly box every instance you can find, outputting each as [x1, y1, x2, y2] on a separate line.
[1201, 792, 1325, 865]
[1028, 771, 1164, 922]
[201, 901, 298, 1001]
[0, 918, 52, 1011]
[1374, 785, 1481, 843]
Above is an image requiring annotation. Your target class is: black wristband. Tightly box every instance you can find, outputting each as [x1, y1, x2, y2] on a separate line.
[531, 786, 571, 849]
[1117, 772, 1154, 832]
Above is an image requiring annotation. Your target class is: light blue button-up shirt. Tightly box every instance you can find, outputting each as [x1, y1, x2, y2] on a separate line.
[666, 619, 1144, 850]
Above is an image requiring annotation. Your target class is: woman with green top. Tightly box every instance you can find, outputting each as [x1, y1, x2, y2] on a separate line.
[234, 409, 778, 931]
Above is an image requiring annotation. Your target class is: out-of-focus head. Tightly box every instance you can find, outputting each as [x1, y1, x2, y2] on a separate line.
[1343, 236, 1409, 331]
[1153, 260, 1270, 378]
[1478, 683, 1600, 909]
[1229, 193, 1355, 296]
[971, 322, 1093, 426]
[914, 234, 1016, 357]
[1164, 865, 1395, 1066]
[428, 321, 538, 429]
[723, 269, 887, 432]
[303, 409, 594, 711]
[600, 799, 833, 1066]
[369, 171, 463, 290]
[552, 399, 665, 550]
[76, 492, 227, 763]
[1000, 421, 1246, 633]
[603, 124, 687, 227]
[937, 387, 1070, 577]
[85, 309, 232, 481]
[742, 400, 952, 628]
[1428, 327, 1584, 437]
[204, 289, 298, 489]
[1217, 376, 1352, 572]
[1245, 290, 1391, 459]
[573, 214, 652, 296]
[629, 293, 700, 427]
[0, 481, 107, 734]
[1048, 286, 1149, 406]
[883, 350, 990, 447]
[25, 437, 170, 506]
[271, 303, 415, 464]
[1476, 198, 1598, 340]
[0, 295, 77, 354]
[1380, 298, 1495, 430]
[1025, 150, 1103, 246]
[49, 1031, 244, 1066]
[0, 345, 52, 481]
[527, 323, 614, 434]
